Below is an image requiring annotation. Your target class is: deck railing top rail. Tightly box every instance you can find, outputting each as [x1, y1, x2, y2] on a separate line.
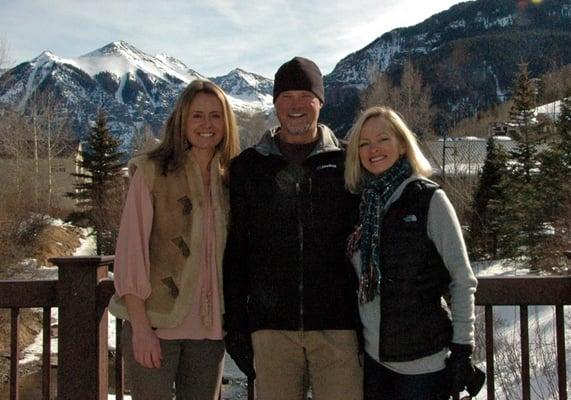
[476, 275, 571, 305]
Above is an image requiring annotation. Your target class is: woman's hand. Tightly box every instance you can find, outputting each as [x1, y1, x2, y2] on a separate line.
[124, 294, 163, 368]
[131, 323, 162, 368]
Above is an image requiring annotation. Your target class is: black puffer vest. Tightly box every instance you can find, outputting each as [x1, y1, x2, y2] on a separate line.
[378, 180, 452, 361]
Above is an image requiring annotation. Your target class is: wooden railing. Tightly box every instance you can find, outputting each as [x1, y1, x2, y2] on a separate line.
[1, 256, 114, 400]
[476, 276, 570, 400]
[0, 256, 569, 399]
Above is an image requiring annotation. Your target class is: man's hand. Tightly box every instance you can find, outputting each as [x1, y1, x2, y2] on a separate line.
[225, 331, 256, 380]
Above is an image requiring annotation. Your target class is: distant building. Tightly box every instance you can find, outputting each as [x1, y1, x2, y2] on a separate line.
[487, 98, 567, 140]
[489, 122, 519, 138]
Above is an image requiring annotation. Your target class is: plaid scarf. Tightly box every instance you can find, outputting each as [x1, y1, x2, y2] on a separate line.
[346, 158, 412, 304]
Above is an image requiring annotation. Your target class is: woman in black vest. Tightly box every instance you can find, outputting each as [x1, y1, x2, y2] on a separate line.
[344, 106, 479, 400]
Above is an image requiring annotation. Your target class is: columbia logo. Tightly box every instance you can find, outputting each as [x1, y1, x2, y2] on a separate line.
[403, 215, 418, 223]
[316, 164, 337, 170]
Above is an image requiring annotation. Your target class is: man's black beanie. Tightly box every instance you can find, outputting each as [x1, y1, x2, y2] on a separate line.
[273, 56, 324, 104]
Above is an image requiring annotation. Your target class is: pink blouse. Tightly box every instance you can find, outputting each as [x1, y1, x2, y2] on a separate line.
[114, 169, 223, 340]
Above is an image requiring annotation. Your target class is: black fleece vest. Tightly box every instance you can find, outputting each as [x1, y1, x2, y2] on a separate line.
[378, 180, 452, 362]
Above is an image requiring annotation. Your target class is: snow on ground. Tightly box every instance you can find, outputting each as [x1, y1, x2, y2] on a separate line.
[17, 222, 94, 366]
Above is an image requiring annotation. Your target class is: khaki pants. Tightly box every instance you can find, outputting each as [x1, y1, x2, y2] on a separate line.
[122, 322, 225, 400]
[252, 329, 363, 400]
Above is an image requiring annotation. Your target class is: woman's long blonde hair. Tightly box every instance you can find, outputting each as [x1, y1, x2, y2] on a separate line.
[344, 106, 432, 193]
[147, 79, 240, 181]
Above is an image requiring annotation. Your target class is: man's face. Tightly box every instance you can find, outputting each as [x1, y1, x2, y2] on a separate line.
[274, 90, 322, 143]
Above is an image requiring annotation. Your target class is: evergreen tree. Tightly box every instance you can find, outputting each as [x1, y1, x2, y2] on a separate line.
[508, 62, 540, 182]
[67, 110, 124, 254]
[468, 136, 509, 259]
[500, 62, 545, 270]
[555, 95, 571, 167]
[535, 95, 571, 270]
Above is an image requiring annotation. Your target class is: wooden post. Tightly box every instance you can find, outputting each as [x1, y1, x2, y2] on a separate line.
[50, 256, 114, 400]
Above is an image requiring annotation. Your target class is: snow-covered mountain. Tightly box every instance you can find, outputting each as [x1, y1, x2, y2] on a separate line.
[0, 40, 272, 143]
[212, 68, 273, 113]
[321, 0, 571, 135]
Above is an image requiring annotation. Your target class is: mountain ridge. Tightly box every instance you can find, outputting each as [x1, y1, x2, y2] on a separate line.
[0, 40, 272, 143]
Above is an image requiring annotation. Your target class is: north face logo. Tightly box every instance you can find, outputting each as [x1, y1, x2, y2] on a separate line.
[403, 214, 418, 223]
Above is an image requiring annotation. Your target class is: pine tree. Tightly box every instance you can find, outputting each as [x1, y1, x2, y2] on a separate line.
[556, 95, 571, 167]
[534, 95, 571, 270]
[508, 62, 540, 182]
[67, 110, 124, 255]
[500, 62, 545, 270]
[468, 136, 509, 259]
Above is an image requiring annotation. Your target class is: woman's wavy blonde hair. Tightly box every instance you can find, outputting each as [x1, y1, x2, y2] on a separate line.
[147, 79, 240, 181]
[344, 106, 432, 193]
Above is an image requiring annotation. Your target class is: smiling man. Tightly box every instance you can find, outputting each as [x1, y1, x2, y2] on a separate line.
[223, 57, 363, 400]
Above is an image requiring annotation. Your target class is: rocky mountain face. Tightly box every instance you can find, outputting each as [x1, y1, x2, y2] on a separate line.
[0, 41, 272, 144]
[321, 0, 571, 135]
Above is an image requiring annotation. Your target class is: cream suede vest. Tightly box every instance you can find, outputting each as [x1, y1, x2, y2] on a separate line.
[109, 151, 229, 328]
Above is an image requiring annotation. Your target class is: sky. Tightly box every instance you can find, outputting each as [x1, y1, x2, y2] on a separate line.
[0, 0, 466, 79]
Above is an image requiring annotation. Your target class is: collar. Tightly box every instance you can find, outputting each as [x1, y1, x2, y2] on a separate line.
[254, 123, 342, 158]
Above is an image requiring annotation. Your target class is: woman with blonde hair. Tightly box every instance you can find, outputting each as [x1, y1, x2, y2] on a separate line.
[109, 79, 240, 399]
[345, 106, 480, 399]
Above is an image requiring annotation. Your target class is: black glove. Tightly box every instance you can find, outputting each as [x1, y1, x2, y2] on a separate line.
[415, 266, 450, 300]
[447, 343, 485, 397]
[225, 331, 256, 380]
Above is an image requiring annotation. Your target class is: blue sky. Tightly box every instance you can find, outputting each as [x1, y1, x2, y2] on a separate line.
[0, 0, 466, 78]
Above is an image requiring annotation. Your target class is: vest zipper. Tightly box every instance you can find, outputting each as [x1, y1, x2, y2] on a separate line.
[296, 181, 304, 330]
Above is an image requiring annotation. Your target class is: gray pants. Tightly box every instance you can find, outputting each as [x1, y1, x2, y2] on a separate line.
[122, 322, 225, 400]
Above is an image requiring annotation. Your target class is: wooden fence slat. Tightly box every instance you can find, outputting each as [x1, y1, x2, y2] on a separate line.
[555, 305, 567, 400]
[485, 305, 495, 400]
[10, 308, 20, 400]
[42, 307, 51, 400]
[115, 318, 124, 400]
[520, 306, 530, 400]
